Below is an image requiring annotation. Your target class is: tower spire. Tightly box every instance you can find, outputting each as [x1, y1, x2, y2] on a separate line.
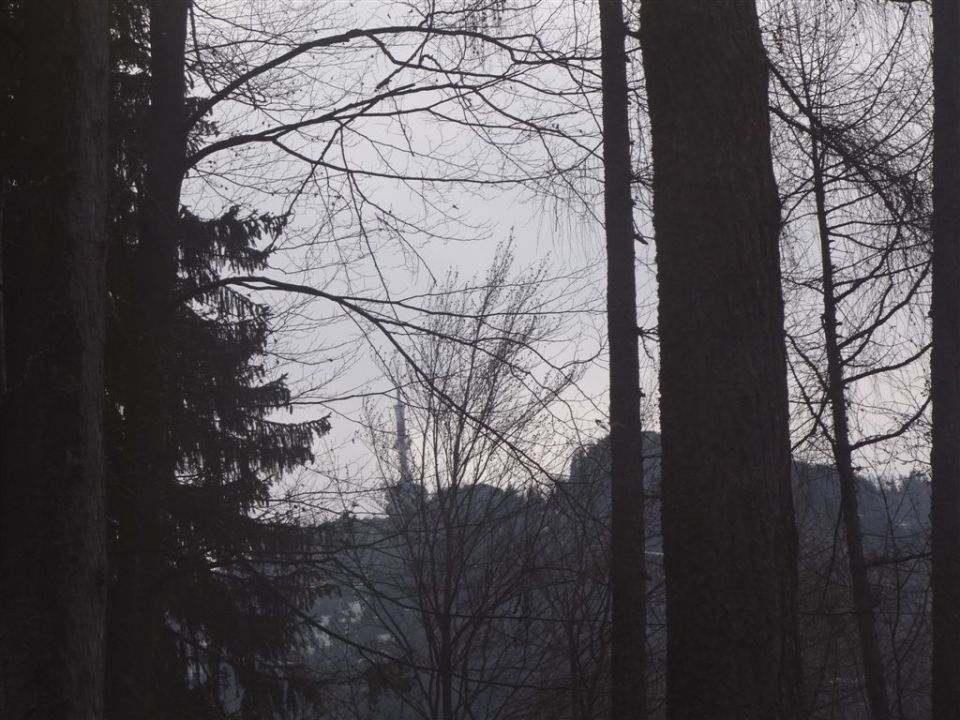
[394, 399, 412, 483]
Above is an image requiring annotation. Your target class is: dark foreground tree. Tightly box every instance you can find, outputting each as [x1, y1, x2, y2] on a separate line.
[103, 2, 329, 717]
[597, 1, 646, 718]
[930, 0, 960, 717]
[638, 2, 802, 718]
[0, 0, 110, 717]
[106, 2, 189, 717]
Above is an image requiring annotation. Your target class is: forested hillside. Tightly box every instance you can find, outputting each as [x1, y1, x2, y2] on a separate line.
[292, 433, 931, 720]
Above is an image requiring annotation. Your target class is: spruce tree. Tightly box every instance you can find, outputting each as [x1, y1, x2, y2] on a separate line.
[104, 2, 328, 717]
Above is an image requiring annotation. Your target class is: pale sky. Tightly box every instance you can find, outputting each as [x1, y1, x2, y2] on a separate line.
[185, 0, 931, 510]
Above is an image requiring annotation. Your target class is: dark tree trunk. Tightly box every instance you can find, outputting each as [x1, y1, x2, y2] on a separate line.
[105, 2, 190, 718]
[0, 1, 109, 718]
[598, 1, 646, 719]
[810, 135, 890, 720]
[638, 2, 802, 718]
[931, 0, 960, 717]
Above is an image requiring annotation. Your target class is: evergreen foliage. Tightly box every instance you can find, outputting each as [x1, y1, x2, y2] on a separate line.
[103, 1, 329, 716]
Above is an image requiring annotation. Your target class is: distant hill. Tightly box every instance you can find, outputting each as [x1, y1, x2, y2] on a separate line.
[295, 433, 931, 720]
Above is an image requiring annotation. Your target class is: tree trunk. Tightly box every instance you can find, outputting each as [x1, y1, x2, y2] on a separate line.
[931, 0, 960, 717]
[106, 2, 189, 718]
[638, 2, 802, 718]
[810, 135, 890, 720]
[0, 1, 109, 718]
[598, 1, 646, 718]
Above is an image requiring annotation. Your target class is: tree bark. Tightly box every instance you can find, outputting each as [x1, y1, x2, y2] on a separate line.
[0, 1, 109, 718]
[931, 0, 960, 717]
[598, 1, 646, 718]
[638, 2, 802, 718]
[106, 2, 190, 718]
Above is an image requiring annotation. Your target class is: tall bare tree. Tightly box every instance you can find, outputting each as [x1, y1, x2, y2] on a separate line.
[597, 1, 646, 718]
[767, 5, 933, 715]
[0, 1, 110, 717]
[303, 255, 577, 720]
[107, 3, 190, 718]
[930, 0, 960, 717]
[638, 1, 802, 717]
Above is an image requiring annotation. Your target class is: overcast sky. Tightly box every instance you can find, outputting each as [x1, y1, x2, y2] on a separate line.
[184, 0, 931, 508]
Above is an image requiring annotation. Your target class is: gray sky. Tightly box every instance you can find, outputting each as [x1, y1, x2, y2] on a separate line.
[185, 0, 932, 506]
